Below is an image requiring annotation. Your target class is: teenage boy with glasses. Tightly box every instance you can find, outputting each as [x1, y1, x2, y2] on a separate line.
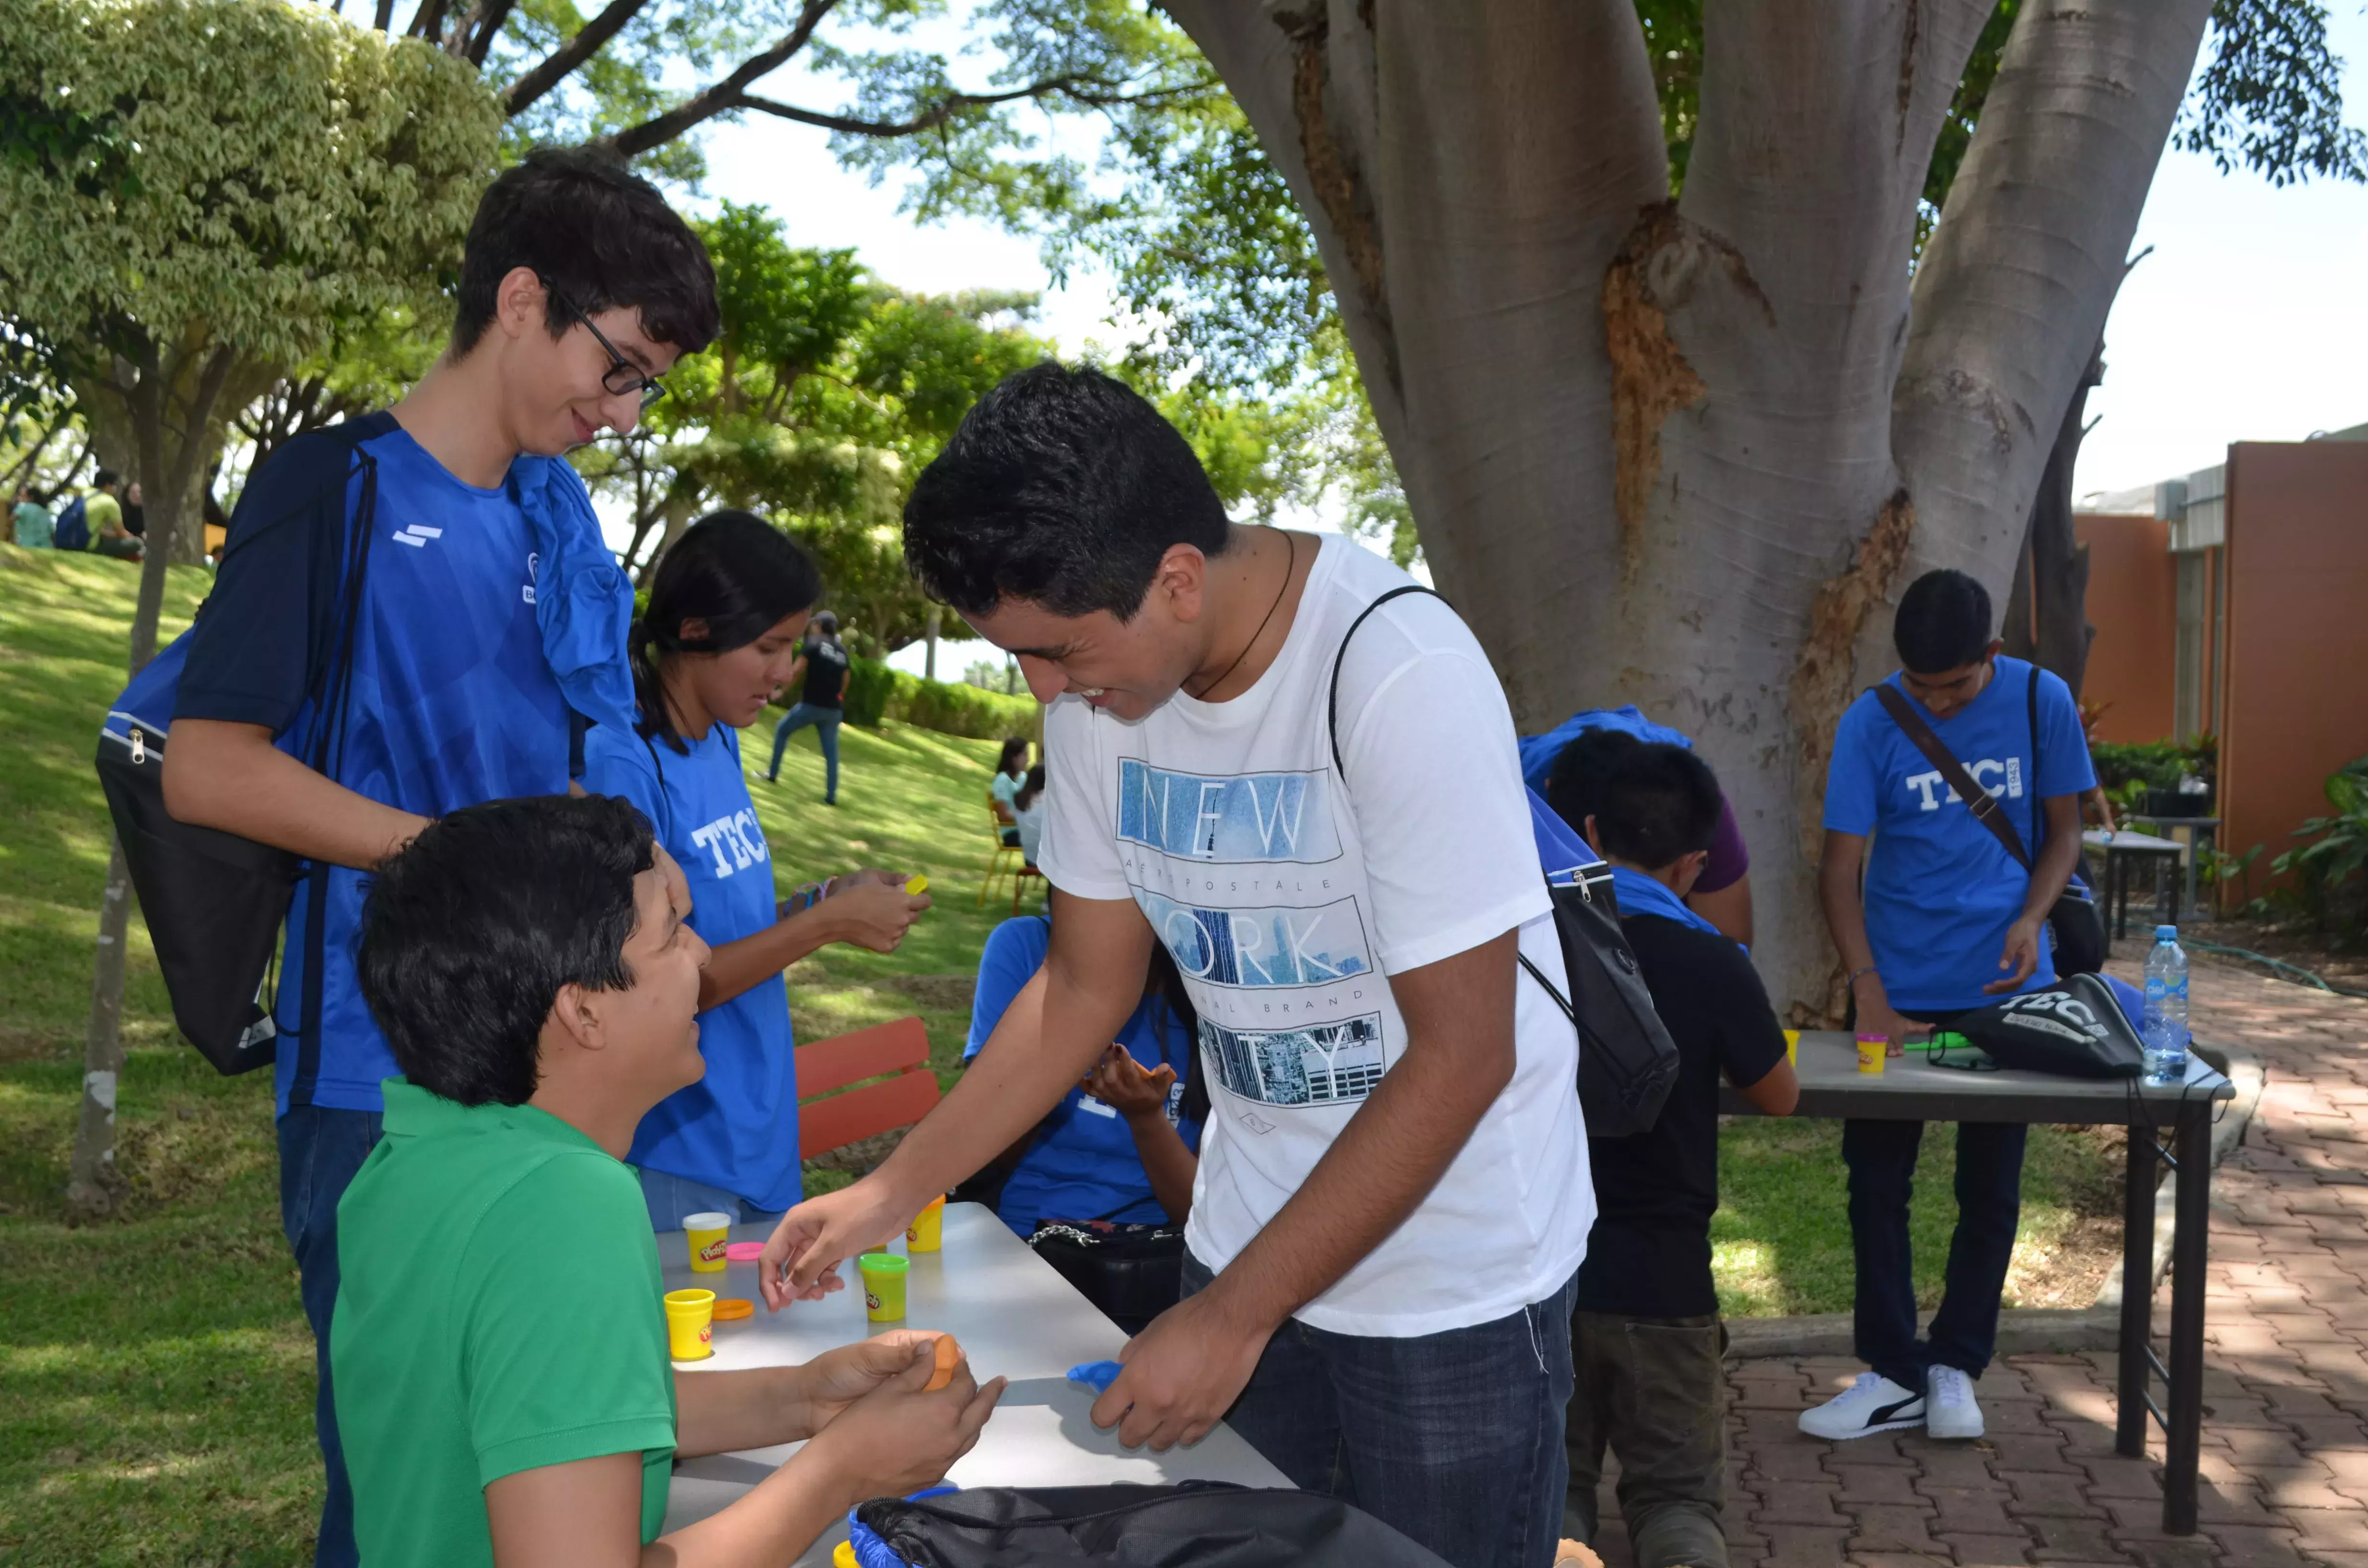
[163, 147, 720, 1568]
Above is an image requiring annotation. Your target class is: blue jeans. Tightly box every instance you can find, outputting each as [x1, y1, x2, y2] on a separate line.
[766, 703, 841, 799]
[637, 1165, 786, 1232]
[1844, 1118, 2028, 1389]
[1182, 1250, 1579, 1568]
[279, 1105, 384, 1568]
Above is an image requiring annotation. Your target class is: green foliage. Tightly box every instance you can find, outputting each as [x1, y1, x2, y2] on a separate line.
[841, 653, 896, 729]
[835, 656, 1037, 742]
[2271, 754, 2368, 942]
[2180, 0, 2368, 185]
[0, 0, 500, 378]
[2090, 737, 2217, 795]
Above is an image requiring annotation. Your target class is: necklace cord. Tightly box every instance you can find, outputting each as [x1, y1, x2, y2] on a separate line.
[1186, 532, 1296, 701]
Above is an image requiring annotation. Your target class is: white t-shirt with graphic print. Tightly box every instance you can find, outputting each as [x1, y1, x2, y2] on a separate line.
[1038, 534, 1591, 1337]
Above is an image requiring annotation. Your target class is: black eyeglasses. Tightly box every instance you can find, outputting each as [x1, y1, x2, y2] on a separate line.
[545, 281, 668, 411]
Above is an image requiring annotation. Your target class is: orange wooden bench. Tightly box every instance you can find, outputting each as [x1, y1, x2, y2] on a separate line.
[796, 1016, 941, 1161]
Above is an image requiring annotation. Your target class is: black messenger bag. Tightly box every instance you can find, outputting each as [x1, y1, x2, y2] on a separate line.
[852, 1482, 1455, 1567]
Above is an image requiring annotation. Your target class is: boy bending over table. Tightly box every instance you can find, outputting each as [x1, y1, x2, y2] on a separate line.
[333, 794, 1003, 1568]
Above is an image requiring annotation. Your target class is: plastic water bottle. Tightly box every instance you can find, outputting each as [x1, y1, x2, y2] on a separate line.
[2142, 925, 2190, 1084]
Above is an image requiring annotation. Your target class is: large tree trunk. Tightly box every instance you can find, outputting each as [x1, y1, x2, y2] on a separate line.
[1171, 0, 2214, 1019]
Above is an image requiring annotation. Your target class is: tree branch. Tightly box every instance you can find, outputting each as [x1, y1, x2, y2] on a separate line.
[727, 74, 1211, 143]
[502, 0, 660, 118]
[456, 0, 516, 63]
[372, 0, 394, 31]
[597, 0, 839, 156]
[407, 0, 449, 45]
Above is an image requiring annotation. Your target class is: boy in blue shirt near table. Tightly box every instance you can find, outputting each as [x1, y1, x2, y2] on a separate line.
[163, 149, 719, 1565]
[1804, 568, 2093, 1445]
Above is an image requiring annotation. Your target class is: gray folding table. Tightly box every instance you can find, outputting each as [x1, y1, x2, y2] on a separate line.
[1722, 1031, 2233, 1533]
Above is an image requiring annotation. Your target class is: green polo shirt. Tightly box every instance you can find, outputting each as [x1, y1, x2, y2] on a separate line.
[332, 1079, 676, 1567]
[83, 491, 123, 537]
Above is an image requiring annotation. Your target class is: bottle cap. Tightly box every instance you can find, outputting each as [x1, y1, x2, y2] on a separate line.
[906, 873, 929, 895]
[2156, 925, 2178, 940]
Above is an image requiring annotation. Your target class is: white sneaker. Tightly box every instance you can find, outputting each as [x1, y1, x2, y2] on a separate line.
[1797, 1372, 1926, 1440]
[1926, 1365, 1985, 1440]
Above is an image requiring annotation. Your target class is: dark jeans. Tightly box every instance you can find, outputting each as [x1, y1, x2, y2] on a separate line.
[767, 702, 841, 799]
[1182, 1250, 1578, 1568]
[1566, 1311, 1728, 1568]
[279, 1105, 384, 1568]
[1844, 1118, 2028, 1389]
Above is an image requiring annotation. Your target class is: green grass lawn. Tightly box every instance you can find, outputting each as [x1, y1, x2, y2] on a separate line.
[0, 542, 2119, 1563]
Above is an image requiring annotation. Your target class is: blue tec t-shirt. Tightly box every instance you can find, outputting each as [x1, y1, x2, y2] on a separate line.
[582, 723, 802, 1215]
[964, 917, 1201, 1235]
[1823, 657, 2097, 1013]
[177, 420, 577, 1116]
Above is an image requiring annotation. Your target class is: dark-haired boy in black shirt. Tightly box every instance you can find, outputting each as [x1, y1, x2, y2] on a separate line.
[1547, 737, 1799, 1568]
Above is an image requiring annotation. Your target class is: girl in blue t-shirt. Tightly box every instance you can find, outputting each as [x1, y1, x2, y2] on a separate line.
[962, 913, 1202, 1238]
[582, 511, 930, 1230]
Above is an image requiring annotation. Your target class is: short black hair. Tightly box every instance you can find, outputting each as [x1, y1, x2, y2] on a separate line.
[903, 362, 1232, 620]
[357, 795, 656, 1107]
[453, 147, 720, 358]
[1894, 568, 1995, 674]
[811, 610, 839, 636]
[633, 509, 821, 753]
[1586, 742, 1725, 871]
[93, 467, 119, 488]
[1543, 726, 1648, 847]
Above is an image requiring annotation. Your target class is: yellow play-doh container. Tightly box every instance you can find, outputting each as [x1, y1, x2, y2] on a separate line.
[1783, 1029, 1800, 1065]
[1855, 1032, 1887, 1074]
[858, 1251, 909, 1323]
[905, 874, 929, 895]
[906, 1195, 946, 1253]
[664, 1289, 715, 1360]
[684, 1212, 730, 1274]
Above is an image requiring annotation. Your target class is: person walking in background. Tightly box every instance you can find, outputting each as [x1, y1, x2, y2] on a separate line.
[1802, 568, 2093, 1446]
[987, 736, 1030, 847]
[9, 484, 51, 549]
[582, 511, 928, 1232]
[764, 608, 849, 803]
[1546, 737, 1797, 1568]
[160, 148, 720, 1568]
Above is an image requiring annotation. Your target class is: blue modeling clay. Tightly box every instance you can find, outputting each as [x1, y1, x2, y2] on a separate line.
[1067, 1360, 1123, 1394]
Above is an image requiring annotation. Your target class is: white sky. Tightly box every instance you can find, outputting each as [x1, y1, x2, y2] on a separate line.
[665, 12, 2368, 668]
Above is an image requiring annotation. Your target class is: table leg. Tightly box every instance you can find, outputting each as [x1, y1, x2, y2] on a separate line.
[2117, 1127, 2156, 1459]
[2162, 1107, 2212, 1535]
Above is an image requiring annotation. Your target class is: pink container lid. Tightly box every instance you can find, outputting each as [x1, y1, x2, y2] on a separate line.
[724, 1241, 767, 1262]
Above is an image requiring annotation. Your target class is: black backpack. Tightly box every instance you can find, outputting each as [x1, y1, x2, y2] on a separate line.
[1939, 971, 2144, 1078]
[852, 1482, 1454, 1567]
[93, 424, 385, 1073]
[1328, 587, 1680, 1137]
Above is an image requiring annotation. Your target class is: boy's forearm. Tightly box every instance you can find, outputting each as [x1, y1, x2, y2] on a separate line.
[672, 1365, 813, 1458]
[164, 718, 430, 869]
[646, 1446, 857, 1568]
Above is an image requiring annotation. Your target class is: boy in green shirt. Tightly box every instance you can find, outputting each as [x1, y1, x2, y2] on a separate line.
[337, 794, 1003, 1568]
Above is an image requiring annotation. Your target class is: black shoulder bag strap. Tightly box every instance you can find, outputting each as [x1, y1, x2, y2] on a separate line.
[1874, 683, 2032, 871]
[289, 445, 383, 1102]
[1322, 584, 1564, 1008]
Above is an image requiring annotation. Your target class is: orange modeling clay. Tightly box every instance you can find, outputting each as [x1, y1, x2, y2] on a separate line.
[925, 1332, 961, 1392]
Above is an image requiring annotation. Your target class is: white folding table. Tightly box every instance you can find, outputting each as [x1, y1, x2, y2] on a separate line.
[659, 1202, 1290, 1564]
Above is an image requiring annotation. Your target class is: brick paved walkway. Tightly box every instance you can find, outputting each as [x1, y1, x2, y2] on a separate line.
[1587, 949, 2368, 1568]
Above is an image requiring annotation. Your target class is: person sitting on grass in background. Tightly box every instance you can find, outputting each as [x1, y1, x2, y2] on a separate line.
[335, 794, 1002, 1568]
[1010, 760, 1047, 868]
[763, 610, 849, 804]
[986, 736, 1030, 847]
[1546, 736, 1797, 1568]
[1805, 567, 2093, 1446]
[581, 512, 929, 1233]
[80, 468, 144, 560]
[10, 483, 53, 549]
